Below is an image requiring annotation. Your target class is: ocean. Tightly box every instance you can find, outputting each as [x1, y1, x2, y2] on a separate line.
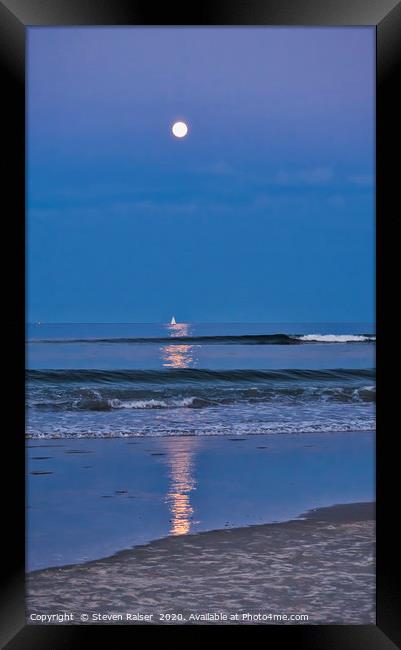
[26, 322, 375, 439]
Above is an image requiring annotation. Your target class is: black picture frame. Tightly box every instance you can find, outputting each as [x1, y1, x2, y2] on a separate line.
[1, 0, 399, 647]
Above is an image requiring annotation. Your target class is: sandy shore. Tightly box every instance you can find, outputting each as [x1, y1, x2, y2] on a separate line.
[27, 501, 375, 625]
[27, 432, 375, 570]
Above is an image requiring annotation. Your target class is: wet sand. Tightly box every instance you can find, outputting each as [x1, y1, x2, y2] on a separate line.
[27, 501, 375, 625]
[27, 432, 375, 570]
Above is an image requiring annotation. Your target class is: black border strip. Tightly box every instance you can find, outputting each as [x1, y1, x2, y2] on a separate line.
[1, 0, 400, 647]
[1, 0, 400, 25]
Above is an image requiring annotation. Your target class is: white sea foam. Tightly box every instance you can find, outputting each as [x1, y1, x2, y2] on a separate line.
[110, 399, 168, 409]
[26, 419, 376, 438]
[298, 334, 375, 343]
[107, 396, 205, 409]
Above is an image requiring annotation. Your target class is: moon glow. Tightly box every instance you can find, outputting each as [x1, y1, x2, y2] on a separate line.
[172, 121, 188, 138]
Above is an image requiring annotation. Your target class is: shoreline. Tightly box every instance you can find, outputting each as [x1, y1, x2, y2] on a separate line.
[27, 431, 375, 571]
[28, 500, 374, 575]
[26, 426, 375, 439]
[27, 501, 375, 625]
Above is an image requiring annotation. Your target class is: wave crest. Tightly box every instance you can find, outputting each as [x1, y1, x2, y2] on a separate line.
[27, 367, 375, 384]
[30, 333, 375, 346]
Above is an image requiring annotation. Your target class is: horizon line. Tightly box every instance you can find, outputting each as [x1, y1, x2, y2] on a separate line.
[27, 320, 375, 325]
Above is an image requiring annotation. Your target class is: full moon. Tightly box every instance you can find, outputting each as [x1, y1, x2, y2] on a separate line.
[172, 121, 188, 138]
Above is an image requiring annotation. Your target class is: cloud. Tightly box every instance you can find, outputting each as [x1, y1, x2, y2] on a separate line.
[202, 161, 237, 176]
[327, 194, 346, 208]
[348, 174, 374, 187]
[273, 167, 334, 185]
[100, 199, 202, 217]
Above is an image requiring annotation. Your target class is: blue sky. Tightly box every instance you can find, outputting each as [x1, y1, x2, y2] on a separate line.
[27, 27, 375, 323]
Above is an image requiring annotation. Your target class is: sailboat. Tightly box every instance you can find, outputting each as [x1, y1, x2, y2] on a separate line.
[170, 316, 177, 325]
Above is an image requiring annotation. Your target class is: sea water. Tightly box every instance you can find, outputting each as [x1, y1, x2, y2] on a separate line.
[26, 322, 375, 438]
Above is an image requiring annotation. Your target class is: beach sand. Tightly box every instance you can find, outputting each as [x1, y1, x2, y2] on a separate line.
[27, 501, 375, 625]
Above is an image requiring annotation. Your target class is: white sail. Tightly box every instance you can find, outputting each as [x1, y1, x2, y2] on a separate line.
[170, 316, 176, 325]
